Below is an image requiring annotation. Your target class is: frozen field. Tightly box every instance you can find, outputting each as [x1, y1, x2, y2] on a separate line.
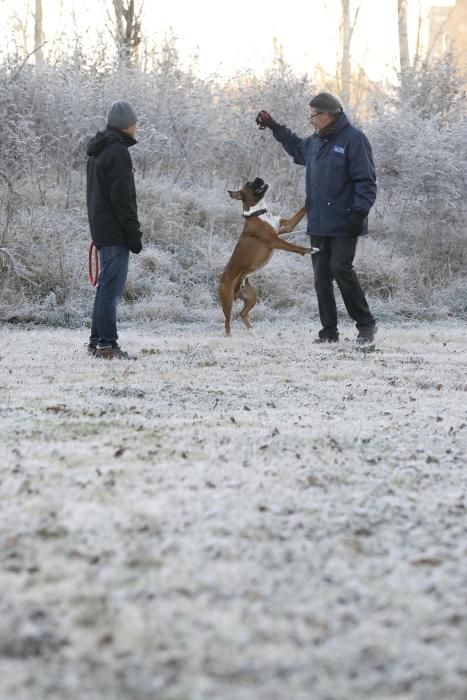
[0, 320, 466, 700]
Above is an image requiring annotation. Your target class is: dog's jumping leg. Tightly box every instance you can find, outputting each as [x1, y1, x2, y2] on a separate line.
[219, 277, 235, 336]
[279, 206, 307, 235]
[273, 238, 311, 255]
[238, 278, 257, 330]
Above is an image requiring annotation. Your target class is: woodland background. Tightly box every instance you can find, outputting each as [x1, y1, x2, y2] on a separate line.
[0, 0, 466, 325]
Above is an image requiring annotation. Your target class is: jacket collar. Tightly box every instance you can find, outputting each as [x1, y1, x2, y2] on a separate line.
[105, 125, 138, 148]
[316, 113, 349, 140]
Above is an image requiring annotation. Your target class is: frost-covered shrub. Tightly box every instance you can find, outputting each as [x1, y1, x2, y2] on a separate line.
[398, 52, 466, 125]
[368, 112, 466, 293]
[0, 43, 465, 324]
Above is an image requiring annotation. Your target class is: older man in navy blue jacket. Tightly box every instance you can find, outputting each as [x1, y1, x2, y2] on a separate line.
[257, 92, 377, 344]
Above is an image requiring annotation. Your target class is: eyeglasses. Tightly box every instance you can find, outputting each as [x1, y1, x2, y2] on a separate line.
[308, 111, 324, 120]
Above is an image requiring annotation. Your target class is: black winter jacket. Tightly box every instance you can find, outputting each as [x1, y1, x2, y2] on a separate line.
[86, 126, 143, 251]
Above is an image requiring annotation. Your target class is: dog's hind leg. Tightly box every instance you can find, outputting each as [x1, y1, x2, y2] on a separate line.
[219, 277, 235, 336]
[238, 278, 257, 331]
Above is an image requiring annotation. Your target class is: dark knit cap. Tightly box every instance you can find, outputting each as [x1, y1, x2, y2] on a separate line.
[309, 92, 343, 115]
[107, 100, 138, 129]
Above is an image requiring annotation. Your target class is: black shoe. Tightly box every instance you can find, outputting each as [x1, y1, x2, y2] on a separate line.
[313, 336, 339, 344]
[356, 324, 377, 344]
[86, 342, 97, 355]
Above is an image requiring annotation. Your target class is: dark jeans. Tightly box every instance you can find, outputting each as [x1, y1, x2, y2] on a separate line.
[90, 245, 129, 347]
[310, 236, 375, 339]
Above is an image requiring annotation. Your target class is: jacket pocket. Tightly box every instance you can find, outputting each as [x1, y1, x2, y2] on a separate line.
[324, 202, 351, 235]
[327, 201, 351, 216]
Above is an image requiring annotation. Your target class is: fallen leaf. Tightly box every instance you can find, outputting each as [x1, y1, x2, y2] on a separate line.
[412, 557, 442, 567]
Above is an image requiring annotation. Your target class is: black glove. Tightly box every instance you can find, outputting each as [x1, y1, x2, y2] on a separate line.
[128, 236, 143, 254]
[348, 209, 366, 238]
[256, 110, 281, 132]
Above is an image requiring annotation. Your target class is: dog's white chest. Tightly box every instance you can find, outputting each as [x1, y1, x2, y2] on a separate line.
[259, 212, 281, 232]
[244, 201, 281, 232]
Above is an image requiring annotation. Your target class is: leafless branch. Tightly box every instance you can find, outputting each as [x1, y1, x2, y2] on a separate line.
[425, 4, 457, 61]
[0, 173, 13, 247]
[0, 248, 39, 285]
[13, 41, 48, 80]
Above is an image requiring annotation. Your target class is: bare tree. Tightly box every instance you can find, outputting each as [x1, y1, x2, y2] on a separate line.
[398, 0, 457, 101]
[398, 0, 410, 95]
[108, 0, 144, 66]
[398, 0, 410, 72]
[34, 0, 44, 68]
[425, 3, 457, 61]
[340, 0, 360, 104]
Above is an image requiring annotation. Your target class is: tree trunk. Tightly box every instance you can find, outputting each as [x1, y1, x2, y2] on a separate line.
[398, 0, 410, 97]
[34, 0, 44, 69]
[340, 0, 360, 105]
[341, 0, 351, 104]
[398, 0, 410, 71]
[111, 0, 143, 67]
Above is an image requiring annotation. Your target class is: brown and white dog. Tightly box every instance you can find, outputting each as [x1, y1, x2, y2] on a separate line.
[219, 177, 316, 336]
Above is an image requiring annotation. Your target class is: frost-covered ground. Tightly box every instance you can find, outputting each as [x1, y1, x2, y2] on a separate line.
[0, 319, 466, 700]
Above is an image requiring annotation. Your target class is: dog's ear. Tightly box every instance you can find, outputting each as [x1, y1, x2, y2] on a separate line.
[228, 190, 243, 201]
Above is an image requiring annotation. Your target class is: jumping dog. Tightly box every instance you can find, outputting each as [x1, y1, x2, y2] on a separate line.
[219, 177, 316, 336]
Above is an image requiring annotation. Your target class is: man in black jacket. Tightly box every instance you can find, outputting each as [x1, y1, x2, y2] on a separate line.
[257, 92, 377, 344]
[86, 100, 143, 359]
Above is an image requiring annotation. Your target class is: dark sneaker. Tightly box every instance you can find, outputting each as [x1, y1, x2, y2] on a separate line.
[95, 345, 133, 360]
[313, 336, 339, 344]
[86, 342, 97, 355]
[356, 324, 377, 344]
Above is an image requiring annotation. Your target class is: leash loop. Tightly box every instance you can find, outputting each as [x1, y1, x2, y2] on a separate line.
[88, 242, 99, 287]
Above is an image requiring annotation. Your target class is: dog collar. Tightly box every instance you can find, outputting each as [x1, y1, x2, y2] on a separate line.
[243, 209, 267, 218]
[243, 201, 268, 218]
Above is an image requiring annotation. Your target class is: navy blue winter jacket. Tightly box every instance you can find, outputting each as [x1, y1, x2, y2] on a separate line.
[273, 114, 377, 237]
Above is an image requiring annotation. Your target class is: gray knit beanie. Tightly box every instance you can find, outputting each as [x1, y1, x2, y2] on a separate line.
[309, 92, 343, 115]
[107, 100, 138, 129]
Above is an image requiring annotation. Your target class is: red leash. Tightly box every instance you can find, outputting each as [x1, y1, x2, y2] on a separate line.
[88, 242, 99, 287]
